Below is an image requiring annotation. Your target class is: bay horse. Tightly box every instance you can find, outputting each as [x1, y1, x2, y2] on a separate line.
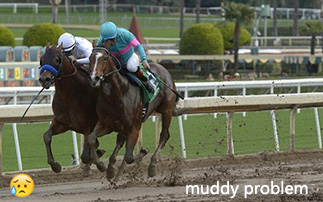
[38, 42, 103, 176]
[87, 43, 178, 179]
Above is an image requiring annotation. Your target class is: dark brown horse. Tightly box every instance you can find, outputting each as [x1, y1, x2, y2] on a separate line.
[38, 42, 103, 176]
[87, 44, 178, 179]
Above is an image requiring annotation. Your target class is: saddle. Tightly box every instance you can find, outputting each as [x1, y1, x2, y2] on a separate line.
[120, 64, 161, 120]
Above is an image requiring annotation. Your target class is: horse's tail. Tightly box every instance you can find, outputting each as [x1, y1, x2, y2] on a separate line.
[172, 94, 181, 117]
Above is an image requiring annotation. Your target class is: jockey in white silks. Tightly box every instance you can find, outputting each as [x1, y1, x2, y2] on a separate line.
[58, 32, 93, 66]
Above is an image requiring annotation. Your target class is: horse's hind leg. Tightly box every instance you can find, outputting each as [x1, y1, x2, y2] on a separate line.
[106, 132, 126, 180]
[43, 120, 68, 173]
[148, 112, 172, 177]
[124, 128, 148, 164]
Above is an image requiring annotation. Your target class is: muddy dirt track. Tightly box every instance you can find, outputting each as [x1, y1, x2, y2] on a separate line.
[0, 149, 323, 201]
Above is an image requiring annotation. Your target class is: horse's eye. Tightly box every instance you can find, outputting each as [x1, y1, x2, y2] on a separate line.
[103, 57, 108, 62]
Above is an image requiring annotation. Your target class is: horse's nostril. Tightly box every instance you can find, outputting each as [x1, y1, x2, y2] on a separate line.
[45, 77, 51, 82]
[95, 76, 100, 81]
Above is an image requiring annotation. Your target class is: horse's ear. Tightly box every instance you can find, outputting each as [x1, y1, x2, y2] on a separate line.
[46, 40, 50, 50]
[57, 42, 63, 52]
[92, 40, 96, 48]
[105, 40, 113, 50]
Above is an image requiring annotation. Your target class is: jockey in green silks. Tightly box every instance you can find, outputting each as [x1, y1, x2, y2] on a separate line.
[97, 21, 157, 93]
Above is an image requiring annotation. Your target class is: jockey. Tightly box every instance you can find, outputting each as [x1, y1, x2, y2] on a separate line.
[97, 21, 157, 93]
[58, 32, 93, 66]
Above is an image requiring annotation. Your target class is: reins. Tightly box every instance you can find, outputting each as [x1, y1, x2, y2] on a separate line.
[92, 47, 122, 81]
[60, 53, 78, 78]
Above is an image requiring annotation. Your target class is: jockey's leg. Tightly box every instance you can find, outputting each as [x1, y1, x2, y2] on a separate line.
[134, 67, 157, 93]
[127, 53, 157, 92]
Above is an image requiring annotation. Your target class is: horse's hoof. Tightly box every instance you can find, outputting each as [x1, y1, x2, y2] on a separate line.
[97, 149, 106, 158]
[82, 164, 91, 177]
[140, 148, 149, 156]
[51, 162, 62, 173]
[81, 156, 90, 164]
[148, 163, 157, 177]
[106, 165, 117, 180]
[96, 162, 106, 172]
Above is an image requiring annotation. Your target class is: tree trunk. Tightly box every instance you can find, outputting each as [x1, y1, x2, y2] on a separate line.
[233, 21, 241, 73]
[52, 4, 59, 23]
[293, 0, 299, 36]
[311, 33, 316, 55]
[65, 0, 70, 24]
[321, 0, 323, 53]
[196, 0, 200, 23]
[272, 0, 278, 36]
[179, 0, 184, 38]
[50, 0, 62, 24]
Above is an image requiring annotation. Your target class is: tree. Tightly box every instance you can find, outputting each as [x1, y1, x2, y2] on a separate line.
[222, 2, 255, 72]
[49, 0, 62, 24]
[179, 0, 184, 38]
[293, 0, 299, 36]
[272, 0, 278, 36]
[304, 21, 323, 55]
[196, 0, 201, 23]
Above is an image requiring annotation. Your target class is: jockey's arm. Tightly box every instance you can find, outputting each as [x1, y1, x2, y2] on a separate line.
[132, 37, 150, 69]
[74, 37, 92, 64]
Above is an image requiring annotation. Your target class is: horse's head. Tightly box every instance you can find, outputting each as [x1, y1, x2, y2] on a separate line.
[88, 41, 116, 88]
[38, 41, 64, 89]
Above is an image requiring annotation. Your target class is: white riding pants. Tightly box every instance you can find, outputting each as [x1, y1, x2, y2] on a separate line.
[126, 53, 140, 73]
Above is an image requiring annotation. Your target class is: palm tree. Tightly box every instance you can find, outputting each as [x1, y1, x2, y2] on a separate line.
[293, 0, 299, 36]
[49, 0, 62, 24]
[272, 0, 278, 36]
[305, 21, 323, 55]
[222, 2, 255, 73]
[196, 0, 201, 23]
[179, 0, 184, 38]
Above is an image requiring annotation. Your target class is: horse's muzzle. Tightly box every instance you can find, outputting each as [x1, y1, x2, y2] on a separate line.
[39, 77, 53, 89]
[89, 76, 101, 88]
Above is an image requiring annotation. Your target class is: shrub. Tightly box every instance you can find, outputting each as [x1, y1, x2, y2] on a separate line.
[179, 23, 224, 55]
[217, 22, 251, 52]
[0, 26, 16, 47]
[23, 23, 65, 47]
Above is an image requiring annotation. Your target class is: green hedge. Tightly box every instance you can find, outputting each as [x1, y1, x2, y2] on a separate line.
[179, 23, 224, 55]
[0, 26, 16, 47]
[23, 23, 65, 47]
[217, 22, 251, 51]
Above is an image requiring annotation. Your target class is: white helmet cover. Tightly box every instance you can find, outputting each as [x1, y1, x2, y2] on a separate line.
[58, 33, 76, 52]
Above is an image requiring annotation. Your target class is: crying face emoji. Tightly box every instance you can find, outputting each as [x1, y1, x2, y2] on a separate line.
[10, 173, 34, 197]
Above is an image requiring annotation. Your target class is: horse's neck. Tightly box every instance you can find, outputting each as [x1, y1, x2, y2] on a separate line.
[104, 71, 129, 99]
[61, 56, 76, 76]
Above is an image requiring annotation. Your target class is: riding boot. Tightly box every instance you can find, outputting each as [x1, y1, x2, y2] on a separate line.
[135, 67, 157, 93]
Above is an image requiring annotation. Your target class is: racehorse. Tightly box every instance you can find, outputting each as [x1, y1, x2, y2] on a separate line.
[87, 43, 178, 179]
[38, 42, 104, 176]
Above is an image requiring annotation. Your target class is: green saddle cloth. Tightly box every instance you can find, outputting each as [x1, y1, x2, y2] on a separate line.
[129, 64, 162, 105]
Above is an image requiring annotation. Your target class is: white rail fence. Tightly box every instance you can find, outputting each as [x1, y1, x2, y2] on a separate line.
[1, 93, 323, 174]
[2, 78, 323, 171]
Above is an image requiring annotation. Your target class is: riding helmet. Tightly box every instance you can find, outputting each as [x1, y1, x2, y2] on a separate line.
[100, 22, 118, 40]
[58, 33, 76, 52]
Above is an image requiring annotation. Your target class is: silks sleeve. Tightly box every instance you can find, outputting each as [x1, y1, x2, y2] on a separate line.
[125, 30, 147, 62]
[134, 41, 147, 62]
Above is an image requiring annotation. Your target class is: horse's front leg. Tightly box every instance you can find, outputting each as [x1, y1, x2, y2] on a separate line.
[43, 120, 68, 173]
[88, 122, 106, 172]
[106, 132, 126, 180]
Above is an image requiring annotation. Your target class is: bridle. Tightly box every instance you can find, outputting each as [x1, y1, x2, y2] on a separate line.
[90, 46, 121, 82]
[39, 46, 77, 82]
